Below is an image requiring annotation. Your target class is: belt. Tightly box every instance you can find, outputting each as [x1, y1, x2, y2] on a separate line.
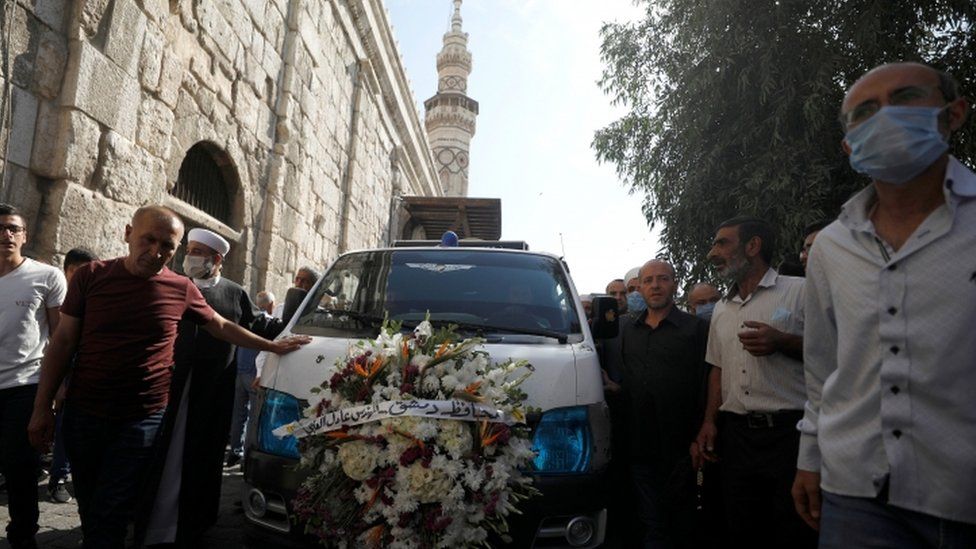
[722, 410, 803, 429]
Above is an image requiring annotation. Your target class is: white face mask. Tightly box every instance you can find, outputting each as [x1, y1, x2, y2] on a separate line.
[182, 255, 214, 279]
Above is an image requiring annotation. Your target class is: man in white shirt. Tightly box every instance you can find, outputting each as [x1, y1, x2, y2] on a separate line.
[691, 215, 816, 548]
[793, 62, 976, 548]
[0, 203, 67, 549]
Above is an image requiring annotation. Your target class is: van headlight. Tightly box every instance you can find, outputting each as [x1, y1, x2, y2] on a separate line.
[258, 389, 301, 458]
[531, 406, 592, 473]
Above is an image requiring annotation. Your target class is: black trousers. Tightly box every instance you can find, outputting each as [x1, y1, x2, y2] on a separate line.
[0, 384, 40, 546]
[719, 412, 817, 549]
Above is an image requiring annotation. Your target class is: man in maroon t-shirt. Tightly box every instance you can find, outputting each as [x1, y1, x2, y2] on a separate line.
[26, 206, 309, 549]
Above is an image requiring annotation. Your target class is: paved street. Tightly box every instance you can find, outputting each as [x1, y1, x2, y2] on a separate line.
[0, 467, 307, 549]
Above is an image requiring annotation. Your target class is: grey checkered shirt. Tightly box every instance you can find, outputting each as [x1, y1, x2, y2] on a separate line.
[798, 156, 976, 525]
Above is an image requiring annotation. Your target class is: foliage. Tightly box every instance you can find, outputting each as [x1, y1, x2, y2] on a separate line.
[594, 0, 976, 283]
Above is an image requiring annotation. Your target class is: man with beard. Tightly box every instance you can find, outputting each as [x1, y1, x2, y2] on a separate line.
[606, 278, 628, 315]
[690, 216, 814, 548]
[619, 259, 709, 547]
[141, 228, 283, 546]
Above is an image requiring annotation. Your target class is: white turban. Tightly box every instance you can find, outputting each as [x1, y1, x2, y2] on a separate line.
[624, 267, 641, 282]
[187, 228, 230, 255]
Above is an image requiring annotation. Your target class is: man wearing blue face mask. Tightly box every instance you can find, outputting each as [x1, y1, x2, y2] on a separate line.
[625, 267, 648, 314]
[687, 282, 721, 320]
[793, 63, 976, 548]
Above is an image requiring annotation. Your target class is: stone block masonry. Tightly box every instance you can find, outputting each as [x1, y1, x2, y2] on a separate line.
[1, 0, 442, 299]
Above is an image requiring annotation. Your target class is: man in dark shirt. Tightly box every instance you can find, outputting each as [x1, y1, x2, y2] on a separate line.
[26, 206, 309, 549]
[620, 259, 709, 548]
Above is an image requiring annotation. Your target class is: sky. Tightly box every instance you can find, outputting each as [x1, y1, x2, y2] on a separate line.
[384, 0, 661, 294]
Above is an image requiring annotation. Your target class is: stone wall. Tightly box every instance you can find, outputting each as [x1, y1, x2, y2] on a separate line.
[0, 0, 440, 297]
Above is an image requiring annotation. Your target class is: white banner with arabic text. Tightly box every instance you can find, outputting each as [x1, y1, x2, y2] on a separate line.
[272, 399, 514, 439]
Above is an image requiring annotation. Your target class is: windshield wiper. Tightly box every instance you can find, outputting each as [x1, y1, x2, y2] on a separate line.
[405, 319, 569, 344]
[317, 308, 386, 326]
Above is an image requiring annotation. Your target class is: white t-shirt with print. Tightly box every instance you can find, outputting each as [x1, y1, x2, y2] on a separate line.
[0, 258, 67, 389]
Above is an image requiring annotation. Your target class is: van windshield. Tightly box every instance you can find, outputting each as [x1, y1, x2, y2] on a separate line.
[292, 249, 583, 341]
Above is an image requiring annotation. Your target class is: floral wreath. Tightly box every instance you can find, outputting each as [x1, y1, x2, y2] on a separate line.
[276, 318, 539, 548]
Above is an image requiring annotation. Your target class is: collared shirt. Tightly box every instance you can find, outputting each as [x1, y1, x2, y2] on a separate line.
[619, 307, 709, 462]
[798, 156, 976, 524]
[706, 268, 805, 414]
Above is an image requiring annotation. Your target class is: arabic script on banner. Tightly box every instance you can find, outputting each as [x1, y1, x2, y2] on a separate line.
[273, 399, 513, 439]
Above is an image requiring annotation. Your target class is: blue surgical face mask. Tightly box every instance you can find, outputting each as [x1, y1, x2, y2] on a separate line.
[845, 105, 949, 185]
[695, 302, 716, 320]
[626, 291, 647, 313]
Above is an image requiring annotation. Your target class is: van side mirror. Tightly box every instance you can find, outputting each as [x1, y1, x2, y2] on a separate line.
[281, 287, 308, 324]
[589, 295, 619, 339]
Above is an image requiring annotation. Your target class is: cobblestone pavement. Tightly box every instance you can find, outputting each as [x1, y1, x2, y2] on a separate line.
[0, 467, 308, 549]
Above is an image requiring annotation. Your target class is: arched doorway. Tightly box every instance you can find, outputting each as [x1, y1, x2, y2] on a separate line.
[165, 141, 246, 282]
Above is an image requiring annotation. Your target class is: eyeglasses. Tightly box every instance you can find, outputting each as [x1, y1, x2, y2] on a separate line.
[840, 85, 943, 129]
[0, 224, 25, 235]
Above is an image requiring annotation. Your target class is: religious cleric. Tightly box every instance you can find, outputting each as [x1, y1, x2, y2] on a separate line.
[139, 228, 283, 545]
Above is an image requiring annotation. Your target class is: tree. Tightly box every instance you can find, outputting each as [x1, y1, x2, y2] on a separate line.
[594, 0, 976, 283]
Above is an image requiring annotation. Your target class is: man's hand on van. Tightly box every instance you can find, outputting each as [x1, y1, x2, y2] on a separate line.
[268, 335, 312, 355]
[601, 369, 621, 395]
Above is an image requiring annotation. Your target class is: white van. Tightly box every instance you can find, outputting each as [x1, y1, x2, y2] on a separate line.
[242, 243, 614, 548]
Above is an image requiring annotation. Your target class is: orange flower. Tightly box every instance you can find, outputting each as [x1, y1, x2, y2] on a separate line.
[367, 356, 386, 379]
[364, 524, 384, 546]
[480, 421, 502, 447]
[326, 430, 354, 440]
[434, 341, 450, 359]
[463, 380, 483, 395]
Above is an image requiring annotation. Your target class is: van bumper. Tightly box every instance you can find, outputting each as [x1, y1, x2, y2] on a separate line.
[242, 449, 607, 548]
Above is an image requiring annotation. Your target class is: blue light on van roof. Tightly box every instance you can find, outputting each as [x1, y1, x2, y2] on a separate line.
[439, 231, 459, 247]
[532, 406, 592, 474]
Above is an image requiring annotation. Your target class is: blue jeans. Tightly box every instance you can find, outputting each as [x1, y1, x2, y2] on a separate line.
[227, 371, 256, 456]
[0, 384, 40, 546]
[820, 491, 976, 549]
[62, 406, 163, 549]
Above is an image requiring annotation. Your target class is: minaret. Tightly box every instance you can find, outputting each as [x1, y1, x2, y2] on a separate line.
[424, 0, 478, 197]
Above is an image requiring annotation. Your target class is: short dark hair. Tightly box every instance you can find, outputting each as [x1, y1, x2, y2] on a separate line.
[63, 248, 99, 271]
[717, 215, 776, 265]
[605, 278, 624, 292]
[936, 68, 960, 102]
[802, 220, 831, 238]
[297, 266, 321, 283]
[0, 202, 25, 223]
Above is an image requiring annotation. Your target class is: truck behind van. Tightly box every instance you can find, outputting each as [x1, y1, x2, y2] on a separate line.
[242, 245, 613, 548]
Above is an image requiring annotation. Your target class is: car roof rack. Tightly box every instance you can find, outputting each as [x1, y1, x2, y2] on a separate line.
[391, 240, 529, 250]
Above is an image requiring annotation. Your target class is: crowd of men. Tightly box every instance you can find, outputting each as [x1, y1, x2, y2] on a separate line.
[0, 61, 973, 549]
[583, 61, 975, 549]
[0, 204, 313, 548]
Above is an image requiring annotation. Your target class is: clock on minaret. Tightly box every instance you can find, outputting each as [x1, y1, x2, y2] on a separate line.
[424, 0, 479, 197]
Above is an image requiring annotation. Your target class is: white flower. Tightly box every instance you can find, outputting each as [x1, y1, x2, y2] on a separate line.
[436, 421, 473, 458]
[413, 320, 433, 340]
[440, 374, 460, 392]
[402, 463, 453, 503]
[337, 441, 378, 481]
[421, 375, 441, 393]
[410, 353, 431, 369]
